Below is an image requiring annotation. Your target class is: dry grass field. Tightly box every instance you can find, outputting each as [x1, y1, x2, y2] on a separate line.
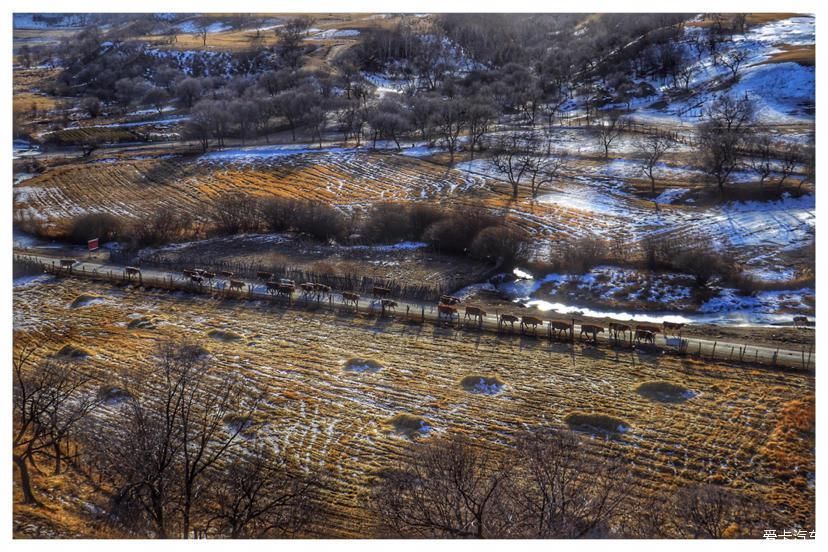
[13, 276, 815, 536]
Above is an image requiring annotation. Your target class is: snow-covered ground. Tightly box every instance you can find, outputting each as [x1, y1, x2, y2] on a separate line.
[498, 266, 813, 326]
[633, 15, 814, 125]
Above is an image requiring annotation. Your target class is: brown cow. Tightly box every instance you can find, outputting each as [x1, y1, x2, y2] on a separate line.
[635, 329, 656, 345]
[498, 314, 519, 332]
[190, 275, 204, 285]
[380, 299, 398, 315]
[373, 286, 392, 298]
[342, 291, 360, 309]
[548, 319, 574, 341]
[580, 324, 604, 343]
[521, 315, 544, 336]
[662, 321, 685, 337]
[437, 303, 459, 323]
[60, 259, 75, 273]
[125, 266, 141, 280]
[636, 324, 660, 335]
[276, 283, 294, 298]
[464, 306, 487, 328]
[609, 322, 632, 343]
[228, 280, 245, 292]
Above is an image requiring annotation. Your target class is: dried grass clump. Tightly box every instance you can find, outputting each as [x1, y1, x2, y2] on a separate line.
[69, 294, 104, 308]
[127, 316, 157, 330]
[344, 358, 383, 373]
[207, 329, 242, 341]
[97, 385, 132, 404]
[388, 414, 432, 438]
[55, 344, 90, 360]
[564, 412, 630, 435]
[635, 381, 695, 403]
[460, 375, 505, 394]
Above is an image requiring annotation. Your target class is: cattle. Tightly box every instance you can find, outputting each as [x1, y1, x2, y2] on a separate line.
[636, 324, 660, 335]
[313, 283, 331, 297]
[182, 269, 196, 280]
[202, 271, 216, 280]
[521, 315, 544, 336]
[380, 299, 398, 315]
[498, 314, 519, 332]
[793, 316, 810, 328]
[59, 259, 75, 272]
[662, 321, 685, 337]
[265, 281, 280, 295]
[228, 280, 245, 292]
[342, 291, 360, 309]
[257, 271, 273, 281]
[276, 283, 295, 298]
[190, 275, 204, 286]
[635, 329, 656, 345]
[300, 282, 317, 297]
[609, 322, 633, 343]
[580, 324, 605, 343]
[440, 295, 461, 305]
[464, 306, 487, 328]
[548, 319, 574, 341]
[437, 303, 459, 323]
[219, 271, 234, 278]
[372, 286, 392, 299]
[124, 266, 141, 280]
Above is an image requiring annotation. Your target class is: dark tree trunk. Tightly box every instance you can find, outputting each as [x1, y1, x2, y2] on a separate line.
[14, 454, 39, 505]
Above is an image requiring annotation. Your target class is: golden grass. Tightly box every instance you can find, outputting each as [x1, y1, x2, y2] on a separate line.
[760, 44, 815, 66]
[13, 277, 815, 535]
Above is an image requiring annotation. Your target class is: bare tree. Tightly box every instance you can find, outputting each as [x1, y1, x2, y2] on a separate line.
[525, 146, 567, 198]
[373, 435, 513, 538]
[698, 94, 754, 192]
[84, 340, 259, 538]
[638, 133, 676, 193]
[465, 100, 498, 160]
[778, 143, 800, 188]
[745, 134, 774, 186]
[433, 98, 467, 163]
[13, 341, 98, 505]
[490, 131, 533, 198]
[205, 446, 320, 538]
[595, 112, 624, 159]
[506, 429, 632, 538]
[718, 49, 748, 80]
[672, 484, 764, 538]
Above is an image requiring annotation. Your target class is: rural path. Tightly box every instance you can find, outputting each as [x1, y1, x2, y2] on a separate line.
[14, 249, 815, 371]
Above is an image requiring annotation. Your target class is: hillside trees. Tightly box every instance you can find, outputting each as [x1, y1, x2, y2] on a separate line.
[697, 94, 755, 192]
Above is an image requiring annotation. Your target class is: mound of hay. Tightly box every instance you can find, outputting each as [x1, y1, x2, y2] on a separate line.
[344, 358, 383, 373]
[460, 375, 505, 395]
[207, 329, 243, 342]
[69, 294, 104, 308]
[97, 385, 132, 405]
[564, 412, 630, 435]
[127, 317, 156, 330]
[388, 414, 432, 438]
[635, 381, 696, 403]
[223, 414, 261, 437]
[55, 344, 90, 360]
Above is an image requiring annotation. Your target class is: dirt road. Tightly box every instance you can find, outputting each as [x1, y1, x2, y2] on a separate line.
[14, 250, 815, 371]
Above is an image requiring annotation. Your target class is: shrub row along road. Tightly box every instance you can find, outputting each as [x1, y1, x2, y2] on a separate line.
[15, 250, 815, 371]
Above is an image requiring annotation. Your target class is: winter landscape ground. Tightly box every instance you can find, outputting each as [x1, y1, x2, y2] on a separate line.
[12, 12, 815, 540]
